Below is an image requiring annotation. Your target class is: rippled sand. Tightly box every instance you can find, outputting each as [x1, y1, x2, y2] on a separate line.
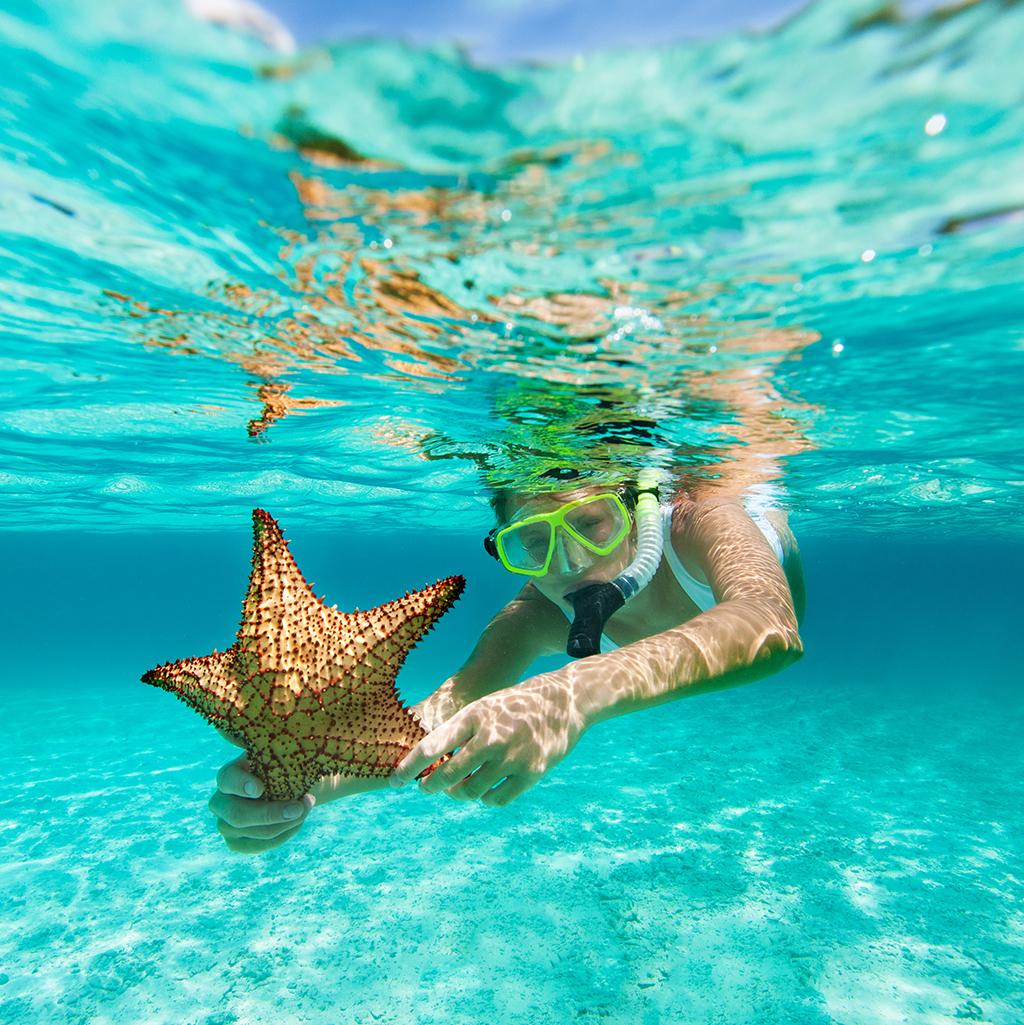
[2, 675, 1020, 1025]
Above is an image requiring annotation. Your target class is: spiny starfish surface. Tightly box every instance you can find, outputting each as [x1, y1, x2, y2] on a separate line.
[142, 509, 464, 800]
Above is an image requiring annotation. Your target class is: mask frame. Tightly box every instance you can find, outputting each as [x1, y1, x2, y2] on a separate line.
[484, 492, 632, 577]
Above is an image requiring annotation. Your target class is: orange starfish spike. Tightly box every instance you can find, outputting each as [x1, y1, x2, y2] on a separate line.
[142, 508, 464, 800]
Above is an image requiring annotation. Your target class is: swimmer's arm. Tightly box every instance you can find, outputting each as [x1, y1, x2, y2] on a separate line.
[409, 585, 566, 730]
[571, 500, 803, 727]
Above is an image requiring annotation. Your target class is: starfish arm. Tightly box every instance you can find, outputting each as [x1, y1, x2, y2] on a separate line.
[235, 508, 324, 665]
[323, 575, 466, 693]
[141, 649, 241, 730]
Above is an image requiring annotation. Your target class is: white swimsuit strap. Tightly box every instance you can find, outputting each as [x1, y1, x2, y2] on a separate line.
[661, 507, 716, 612]
[661, 502, 785, 611]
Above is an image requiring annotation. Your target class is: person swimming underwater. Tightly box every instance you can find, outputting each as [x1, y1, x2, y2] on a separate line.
[209, 473, 805, 852]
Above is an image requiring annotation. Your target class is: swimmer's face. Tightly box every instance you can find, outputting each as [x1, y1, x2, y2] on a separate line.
[498, 485, 636, 600]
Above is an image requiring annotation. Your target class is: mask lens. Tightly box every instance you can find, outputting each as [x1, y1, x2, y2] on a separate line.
[564, 496, 627, 549]
[498, 520, 553, 571]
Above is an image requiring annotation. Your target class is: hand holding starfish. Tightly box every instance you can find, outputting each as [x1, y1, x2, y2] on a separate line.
[389, 670, 588, 806]
[142, 508, 464, 850]
[209, 752, 388, 854]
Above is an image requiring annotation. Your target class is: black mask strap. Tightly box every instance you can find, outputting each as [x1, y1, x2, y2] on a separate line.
[483, 529, 499, 560]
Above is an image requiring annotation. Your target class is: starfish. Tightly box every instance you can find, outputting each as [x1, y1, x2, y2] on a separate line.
[142, 508, 464, 801]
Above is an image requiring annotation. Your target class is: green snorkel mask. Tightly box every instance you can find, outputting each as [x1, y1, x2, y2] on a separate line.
[484, 492, 633, 577]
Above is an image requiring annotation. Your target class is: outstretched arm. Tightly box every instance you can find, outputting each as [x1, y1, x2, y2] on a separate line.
[409, 584, 567, 728]
[573, 500, 802, 724]
[392, 501, 803, 805]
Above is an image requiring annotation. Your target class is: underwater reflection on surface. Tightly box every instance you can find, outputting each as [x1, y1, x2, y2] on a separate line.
[1, 0, 1022, 532]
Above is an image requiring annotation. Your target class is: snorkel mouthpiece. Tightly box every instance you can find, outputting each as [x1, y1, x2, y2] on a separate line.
[565, 582, 625, 658]
[563, 469, 666, 658]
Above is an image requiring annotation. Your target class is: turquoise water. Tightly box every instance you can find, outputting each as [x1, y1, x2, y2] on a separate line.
[2, 1, 1023, 1022]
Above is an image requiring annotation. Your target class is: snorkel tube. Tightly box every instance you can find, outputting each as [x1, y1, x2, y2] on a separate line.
[565, 468, 666, 658]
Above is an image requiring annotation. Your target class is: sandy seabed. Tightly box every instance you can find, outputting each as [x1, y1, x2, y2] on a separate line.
[2, 671, 1021, 1025]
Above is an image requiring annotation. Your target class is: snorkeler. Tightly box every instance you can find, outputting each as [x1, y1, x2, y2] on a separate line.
[209, 477, 805, 853]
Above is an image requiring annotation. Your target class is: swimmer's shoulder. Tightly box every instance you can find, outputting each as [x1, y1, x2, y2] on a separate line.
[666, 494, 768, 568]
[666, 493, 728, 545]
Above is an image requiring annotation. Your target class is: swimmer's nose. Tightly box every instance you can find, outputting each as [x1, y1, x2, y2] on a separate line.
[553, 534, 590, 576]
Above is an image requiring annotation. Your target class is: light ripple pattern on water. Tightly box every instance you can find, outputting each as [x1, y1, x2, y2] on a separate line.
[0, 0, 1022, 533]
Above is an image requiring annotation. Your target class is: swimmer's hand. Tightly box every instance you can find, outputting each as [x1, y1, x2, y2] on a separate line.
[209, 753, 392, 855]
[208, 755, 315, 855]
[389, 671, 585, 807]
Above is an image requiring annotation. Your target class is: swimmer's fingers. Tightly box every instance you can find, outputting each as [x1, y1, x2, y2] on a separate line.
[448, 763, 507, 802]
[390, 713, 477, 787]
[216, 755, 264, 799]
[221, 823, 303, 855]
[208, 790, 315, 832]
[417, 742, 490, 796]
[480, 774, 538, 808]
[217, 819, 304, 841]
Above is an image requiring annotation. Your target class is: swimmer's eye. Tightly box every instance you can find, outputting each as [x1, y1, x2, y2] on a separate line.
[517, 526, 551, 554]
[572, 515, 610, 539]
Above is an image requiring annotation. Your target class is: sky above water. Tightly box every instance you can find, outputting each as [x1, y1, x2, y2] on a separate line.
[255, 0, 809, 62]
